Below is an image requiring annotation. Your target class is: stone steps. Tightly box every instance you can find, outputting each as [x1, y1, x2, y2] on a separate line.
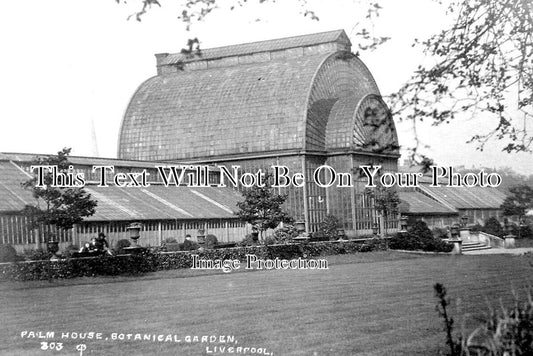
[462, 241, 491, 252]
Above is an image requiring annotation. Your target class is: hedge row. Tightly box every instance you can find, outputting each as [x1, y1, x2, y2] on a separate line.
[0, 239, 382, 281]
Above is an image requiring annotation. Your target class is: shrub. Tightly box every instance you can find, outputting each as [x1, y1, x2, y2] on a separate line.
[515, 223, 533, 239]
[272, 224, 299, 242]
[238, 234, 259, 247]
[359, 238, 388, 252]
[521, 224, 533, 239]
[482, 217, 504, 237]
[21, 247, 52, 261]
[409, 220, 434, 239]
[114, 239, 131, 254]
[161, 237, 179, 252]
[469, 223, 483, 233]
[164, 243, 181, 252]
[263, 236, 280, 246]
[389, 233, 452, 252]
[0, 245, 19, 263]
[181, 239, 199, 251]
[504, 222, 533, 239]
[205, 234, 218, 249]
[432, 227, 449, 239]
[310, 230, 329, 242]
[435, 283, 533, 355]
[473, 296, 533, 355]
[390, 220, 453, 252]
[318, 215, 340, 240]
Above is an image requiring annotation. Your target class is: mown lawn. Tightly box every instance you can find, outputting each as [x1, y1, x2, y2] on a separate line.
[0, 251, 531, 356]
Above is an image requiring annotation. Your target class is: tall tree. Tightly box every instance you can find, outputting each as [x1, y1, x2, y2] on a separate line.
[21, 148, 97, 236]
[501, 184, 533, 219]
[236, 184, 290, 239]
[365, 186, 400, 235]
[389, 0, 533, 161]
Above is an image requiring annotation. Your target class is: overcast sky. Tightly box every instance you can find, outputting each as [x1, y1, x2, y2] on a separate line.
[1, 0, 531, 175]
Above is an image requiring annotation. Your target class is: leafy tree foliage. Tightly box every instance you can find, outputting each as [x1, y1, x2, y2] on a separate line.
[501, 184, 533, 218]
[21, 148, 97, 232]
[373, 187, 400, 218]
[365, 185, 400, 220]
[390, 0, 533, 160]
[236, 184, 290, 239]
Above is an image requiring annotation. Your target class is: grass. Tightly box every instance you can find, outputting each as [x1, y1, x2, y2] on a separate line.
[0, 251, 531, 356]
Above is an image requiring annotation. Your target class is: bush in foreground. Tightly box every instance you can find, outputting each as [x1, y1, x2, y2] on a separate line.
[434, 283, 533, 355]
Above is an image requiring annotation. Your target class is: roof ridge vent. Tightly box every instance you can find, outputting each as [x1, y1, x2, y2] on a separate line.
[155, 29, 351, 74]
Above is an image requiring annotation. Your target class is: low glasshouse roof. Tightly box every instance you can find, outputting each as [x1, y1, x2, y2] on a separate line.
[0, 161, 34, 212]
[0, 159, 242, 221]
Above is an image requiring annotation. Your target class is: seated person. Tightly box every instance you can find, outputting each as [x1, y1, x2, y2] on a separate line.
[94, 233, 109, 250]
[77, 239, 99, 256]
[94, 232, 112, 255]
[78, 242, 91, 253]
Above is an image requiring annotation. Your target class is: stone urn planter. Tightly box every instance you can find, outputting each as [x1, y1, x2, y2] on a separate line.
[126, 222, 142, 246]
[294, 221, 306, 234]
[124, 222, 145, 254]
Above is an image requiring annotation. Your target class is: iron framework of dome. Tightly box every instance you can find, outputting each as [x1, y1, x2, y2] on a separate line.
[118, 30, 400, 234]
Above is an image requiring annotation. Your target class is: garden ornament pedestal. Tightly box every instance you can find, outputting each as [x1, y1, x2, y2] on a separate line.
[294, 221, 306, 234]
[399, 216, 408, 233]
[459, 227, 471, 241]
[197, 229, 206, 245]
[124, 222, 145, 255]
[293, 221, 308, 243]
[372, 222, 379, 236]
[503, 234, 516, 248]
